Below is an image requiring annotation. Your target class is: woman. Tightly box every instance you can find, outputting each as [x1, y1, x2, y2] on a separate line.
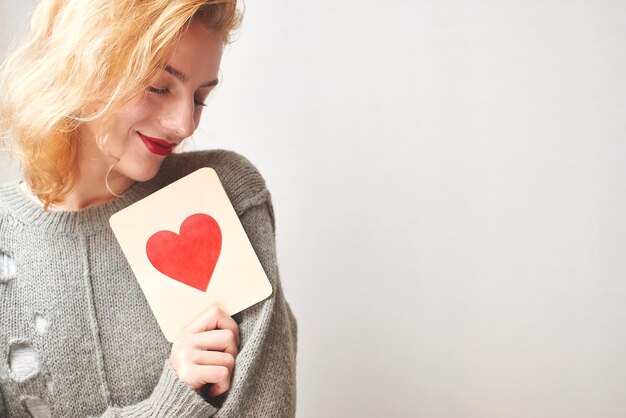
[0, 0, 297, 416]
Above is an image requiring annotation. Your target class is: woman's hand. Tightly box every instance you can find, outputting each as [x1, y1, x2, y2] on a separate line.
[169, 307, 240, 398]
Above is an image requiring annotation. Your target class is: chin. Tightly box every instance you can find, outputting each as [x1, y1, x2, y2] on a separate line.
[122, 163, 162, 183]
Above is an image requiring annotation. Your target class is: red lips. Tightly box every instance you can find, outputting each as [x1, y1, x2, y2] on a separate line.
[138, 133, 177, 156]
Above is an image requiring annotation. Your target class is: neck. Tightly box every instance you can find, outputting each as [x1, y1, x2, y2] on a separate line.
[21, 126, 139, 211]
[54, 171, 135, 211]
[50, 127, 136, 211]
[21, 174, 135, 212]
[21, 148, 136, 211]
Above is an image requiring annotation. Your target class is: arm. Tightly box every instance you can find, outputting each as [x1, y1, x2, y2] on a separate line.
[95, 195, 296, 417]
[94, 361, 217, 418]
[214, 198, 298, 417]
[95, 300, 240, 418]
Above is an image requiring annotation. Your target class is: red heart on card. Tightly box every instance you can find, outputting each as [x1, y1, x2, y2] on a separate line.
[146, 213, 222, 292]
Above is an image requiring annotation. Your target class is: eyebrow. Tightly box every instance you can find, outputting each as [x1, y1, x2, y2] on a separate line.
[164, 65, 219, 88]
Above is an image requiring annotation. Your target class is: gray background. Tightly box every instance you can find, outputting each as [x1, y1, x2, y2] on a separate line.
[2, 1, 626, 417]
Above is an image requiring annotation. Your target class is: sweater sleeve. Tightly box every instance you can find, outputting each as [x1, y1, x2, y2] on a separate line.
[93, 361, 217, 417]
[95, 197, 297, 418]
[213, 197, 298, 417]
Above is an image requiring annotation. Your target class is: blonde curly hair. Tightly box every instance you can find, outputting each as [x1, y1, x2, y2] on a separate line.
[0, 0, 240, 209]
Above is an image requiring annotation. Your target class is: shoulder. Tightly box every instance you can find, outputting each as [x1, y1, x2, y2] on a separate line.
[0, 184, 12, 222]
[155, 149, 271, 215]
[0, 185, 12, 264]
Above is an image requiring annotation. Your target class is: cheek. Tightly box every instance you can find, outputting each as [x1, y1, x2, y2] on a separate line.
[100, 105, 146, 154]
[120, 96, 157, 127]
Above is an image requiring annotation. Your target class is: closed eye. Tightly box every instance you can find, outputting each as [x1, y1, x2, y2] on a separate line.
[148, 86, 168, 95]
[149, 85, 206, 107]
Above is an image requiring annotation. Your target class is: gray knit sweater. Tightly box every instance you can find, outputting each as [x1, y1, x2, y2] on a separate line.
[0, 150, 297, 417]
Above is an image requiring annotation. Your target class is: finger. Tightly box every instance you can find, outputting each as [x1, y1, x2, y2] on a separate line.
[170, 348, 235, 369]
[193, 350, 235, 373]
[202, 366, 233, 398]
[190, 329, 239, 358]
[187, 307, 240, 344]
[186, 364, 231, 390]
[207, 376, 231, 398]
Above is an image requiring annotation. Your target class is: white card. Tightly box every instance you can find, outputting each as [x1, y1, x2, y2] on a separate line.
[109, 167, 272, 341]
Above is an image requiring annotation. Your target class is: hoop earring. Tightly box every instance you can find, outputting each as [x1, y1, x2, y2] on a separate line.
[104, 163, 122, 197]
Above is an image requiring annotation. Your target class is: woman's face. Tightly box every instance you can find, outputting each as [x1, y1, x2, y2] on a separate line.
[77, 20, 223, 184]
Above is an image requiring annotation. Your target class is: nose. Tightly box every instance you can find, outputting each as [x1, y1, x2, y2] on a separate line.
[159, 95, 196, 140]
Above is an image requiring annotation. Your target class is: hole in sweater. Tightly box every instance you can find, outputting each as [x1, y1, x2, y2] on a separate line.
[0, 251, 16, 282]
[8, 341, 40, 382]
[34, 314, 48, 335]
[23, 396, 51, 418]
